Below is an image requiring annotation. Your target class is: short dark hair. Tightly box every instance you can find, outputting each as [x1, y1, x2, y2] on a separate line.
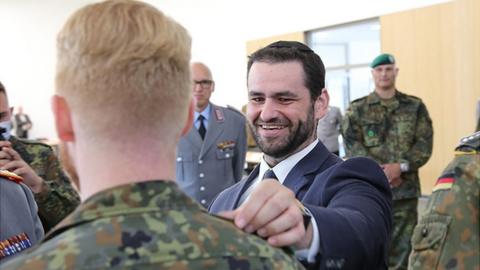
[247, 41, 325, 100]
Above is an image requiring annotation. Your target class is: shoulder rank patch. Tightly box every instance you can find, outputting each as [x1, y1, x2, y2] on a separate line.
[0, 170, 23, 184]
[432, 173, 455, 192]
[214, 108, 224, 122]
[0, 233, 32, 260]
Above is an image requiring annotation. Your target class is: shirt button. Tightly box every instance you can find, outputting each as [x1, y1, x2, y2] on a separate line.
[199, 173, 205, 178]
[200, 186, 205, 191]
[198, 160, 203, 164]
[201, 199, 206, 205]
[176, 157, 182, 162]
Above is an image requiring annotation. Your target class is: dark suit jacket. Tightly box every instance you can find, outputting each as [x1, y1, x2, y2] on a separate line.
[209, 142, 392, 270]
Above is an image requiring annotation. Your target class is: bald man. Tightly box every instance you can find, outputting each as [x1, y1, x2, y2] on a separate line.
[176, 62, 247, 207]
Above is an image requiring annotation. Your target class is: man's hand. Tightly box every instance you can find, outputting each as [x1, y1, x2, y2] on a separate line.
[389, 176, 404, 188]
[0, 143, 44, 193]
[381, 163, 403, 188]
[219, 179, 312, 249]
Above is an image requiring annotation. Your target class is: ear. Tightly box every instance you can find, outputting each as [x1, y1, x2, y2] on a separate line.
[181, 99, 194, 136]
[51, 95, 75, 142]
[314, 88, 329, 120]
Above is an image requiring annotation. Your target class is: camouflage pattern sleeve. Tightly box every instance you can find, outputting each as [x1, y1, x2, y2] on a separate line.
[33, 147, 80, 232]
[2, 181, 304, 270]
[409, 152, 479, 269]
[401, 101, 433, 170]
[341, 105, 371, 158]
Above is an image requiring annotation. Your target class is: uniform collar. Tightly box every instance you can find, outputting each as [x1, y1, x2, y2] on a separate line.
[194, 103, 211, 122]
[259, 139, 319, 184]
[45, 181, 203, 241]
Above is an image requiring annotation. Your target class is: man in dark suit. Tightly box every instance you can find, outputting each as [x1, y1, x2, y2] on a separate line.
[209, 41, 392, 269]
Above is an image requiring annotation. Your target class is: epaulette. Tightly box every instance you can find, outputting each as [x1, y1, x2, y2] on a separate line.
[226, 105, 245, 117]
[0, 170, 23, 184]
[455, 131, 480, 154]
[350, 96, 367, 104]
[16, 138, 53, 150]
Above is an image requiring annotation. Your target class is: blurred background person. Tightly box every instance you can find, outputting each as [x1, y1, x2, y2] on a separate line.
[176, 62, 247, 207]
[14, 106, 32, 139]
[0, 171, 44, 264]
[0, 81, 80, 233]
[316, 105, 342, 156]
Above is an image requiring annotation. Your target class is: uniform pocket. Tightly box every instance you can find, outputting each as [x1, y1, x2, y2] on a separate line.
[361, 120, 384, 147]
[216, 148, 234, 160]
[409, 213, 452, 269]
[176, 153, 193, 182]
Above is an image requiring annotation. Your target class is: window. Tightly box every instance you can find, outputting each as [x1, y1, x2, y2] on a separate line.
[307, 19, 380, 112]
[307, 19, 380, 157]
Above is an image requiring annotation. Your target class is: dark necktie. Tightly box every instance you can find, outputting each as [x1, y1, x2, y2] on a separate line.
[262, 169, 277, 180]
[198, 115, 206, 140]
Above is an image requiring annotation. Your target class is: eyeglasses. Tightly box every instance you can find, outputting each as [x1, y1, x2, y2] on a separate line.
[193, 80, 214, 89]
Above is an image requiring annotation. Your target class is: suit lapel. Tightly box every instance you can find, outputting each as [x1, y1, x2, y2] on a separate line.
[283, 142, 332, 195]
[199, 105, 224, 158]
[228, 166, 260, 210]
[185, 123, 203, 152]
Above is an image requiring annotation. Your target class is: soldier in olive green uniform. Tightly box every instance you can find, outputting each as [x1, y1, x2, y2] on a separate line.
[4, 181, 303, 270]
[342, 54, 433, 270]
[3, 1, 304, 269]
[409, 131, 479, 269]
[0, 82, 80, 233]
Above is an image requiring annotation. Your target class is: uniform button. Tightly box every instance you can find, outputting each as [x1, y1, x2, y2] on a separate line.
[176, 157, 182, 162]
[421, 227, 428, 237]
[201, 199, 206, 205]
[200, 186, 205, 191]
[225, 153, 230, 158]
[198, 160, 203, 164]
[199, 173, 205, 178]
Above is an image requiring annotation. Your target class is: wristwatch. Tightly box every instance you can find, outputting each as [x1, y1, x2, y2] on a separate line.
[295, 199, 312, 230]
[400, 162, 410, 172]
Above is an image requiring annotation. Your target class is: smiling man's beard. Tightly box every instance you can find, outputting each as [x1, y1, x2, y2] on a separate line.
[249, 105, 316, 159]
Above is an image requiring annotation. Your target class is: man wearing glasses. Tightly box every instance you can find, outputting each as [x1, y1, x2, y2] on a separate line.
[176, 62, 247, 208]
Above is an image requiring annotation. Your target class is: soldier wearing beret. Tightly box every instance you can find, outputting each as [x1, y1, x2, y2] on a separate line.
[2, 1, 303, 269]
[0, 81, 80, 233]
[409, 131, 479, 269]
[0, 171, 44, 264]
[342, 53, 434, 270]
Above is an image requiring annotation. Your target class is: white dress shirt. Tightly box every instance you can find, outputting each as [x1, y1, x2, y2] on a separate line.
[239, 139, 320, 262]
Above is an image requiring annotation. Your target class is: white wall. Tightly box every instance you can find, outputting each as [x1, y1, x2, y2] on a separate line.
[0, 0, 450, 139]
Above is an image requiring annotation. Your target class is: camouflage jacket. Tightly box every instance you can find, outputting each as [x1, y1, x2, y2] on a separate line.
[342, 90, 433, 200]
[408, 131, 479, 269]
[3, 180, 304, 270]
[10, 136, 80, 232]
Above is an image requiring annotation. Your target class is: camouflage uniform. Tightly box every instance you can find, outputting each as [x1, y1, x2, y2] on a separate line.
[409, 132, 479, 270]
[342, 90, 433, 270]
[9, 136, 80, 232]
[3, 180, 304, 270]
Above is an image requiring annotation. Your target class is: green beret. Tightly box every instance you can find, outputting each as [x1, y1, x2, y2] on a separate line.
[370, 53, 395, 68]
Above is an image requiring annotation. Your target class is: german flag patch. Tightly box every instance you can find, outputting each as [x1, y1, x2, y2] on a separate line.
[432, 173, 455, 192]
